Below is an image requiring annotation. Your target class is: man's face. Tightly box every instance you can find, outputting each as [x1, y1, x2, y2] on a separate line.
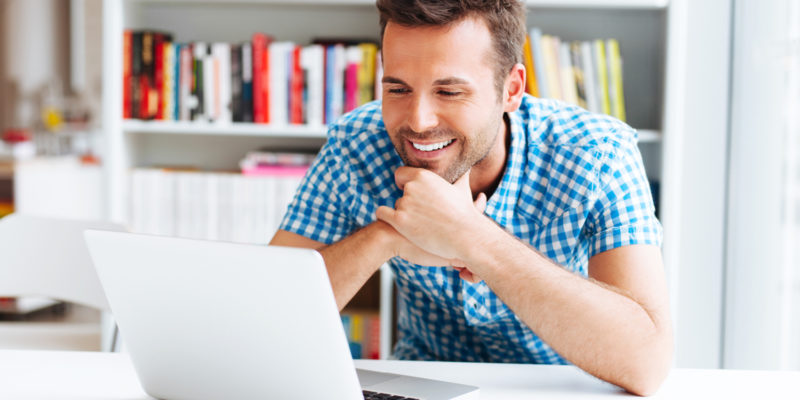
[381, 17, 506, 183]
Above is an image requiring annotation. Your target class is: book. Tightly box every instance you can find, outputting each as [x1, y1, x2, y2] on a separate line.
[593, 40, 611, 116]
[522, 34, 539, 97]
[211, 42, 232, 124]
[558, 42, 578, 106]
[529, 28, 548, 99]
[123, 30, 132, 119]
[570, 42, 587, 109]
[252, 33, 271, 124]
[607, 39, 626, 122]
[344, 45, 362, 113]
[301, 45, 325, 127]
[241, 43, 254, 122]
[580, 41, 600, 113]
[358, 43, 378, 106]
[231, 44, 243, 122]
[289, 45, 304, 125]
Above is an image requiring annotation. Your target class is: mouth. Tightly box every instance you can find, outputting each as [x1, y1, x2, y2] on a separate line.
[407, 138, 456, 158]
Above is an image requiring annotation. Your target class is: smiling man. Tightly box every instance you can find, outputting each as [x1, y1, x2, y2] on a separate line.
[270, 0, 672, 395]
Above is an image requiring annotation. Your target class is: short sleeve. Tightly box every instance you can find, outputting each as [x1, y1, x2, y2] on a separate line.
[278, 130, 355, 244]
[584, 136, 663, 257]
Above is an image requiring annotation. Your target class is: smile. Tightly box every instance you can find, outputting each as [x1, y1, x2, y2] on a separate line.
[411, 139, 455, 152]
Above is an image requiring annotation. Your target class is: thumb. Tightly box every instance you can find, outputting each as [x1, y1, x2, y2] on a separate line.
[473, 192, 487, 213]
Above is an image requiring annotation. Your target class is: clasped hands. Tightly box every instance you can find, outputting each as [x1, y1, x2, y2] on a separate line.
[376, 166, 491, 283]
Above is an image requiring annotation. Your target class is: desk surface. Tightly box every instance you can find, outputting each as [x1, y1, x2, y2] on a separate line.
[1, 349, 798, 399]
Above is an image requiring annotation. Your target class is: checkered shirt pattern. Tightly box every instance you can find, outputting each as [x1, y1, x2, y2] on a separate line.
[279, 94, 662, 364]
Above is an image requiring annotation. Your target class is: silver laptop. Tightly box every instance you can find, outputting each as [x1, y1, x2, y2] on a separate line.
[84, 230, 479, 400]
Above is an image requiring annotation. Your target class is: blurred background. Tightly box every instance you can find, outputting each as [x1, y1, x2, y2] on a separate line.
[0, 0, 797, 371]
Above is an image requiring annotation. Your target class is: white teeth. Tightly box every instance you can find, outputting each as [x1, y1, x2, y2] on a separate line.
[412, 139, 454, 152]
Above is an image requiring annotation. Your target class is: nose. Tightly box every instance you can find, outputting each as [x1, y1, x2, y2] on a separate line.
[407, 94, 439, 133]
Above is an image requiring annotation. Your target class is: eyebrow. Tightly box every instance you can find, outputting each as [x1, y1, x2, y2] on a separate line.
[381, 76, 472, 86]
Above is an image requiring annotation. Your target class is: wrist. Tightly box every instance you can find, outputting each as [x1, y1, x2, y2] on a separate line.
[369, 220, 401, 260]
[458, 214, 506, 270]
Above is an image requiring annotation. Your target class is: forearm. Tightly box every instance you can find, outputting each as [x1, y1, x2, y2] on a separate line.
[318, 222, 395, 311]
[468, 223, 671, 395]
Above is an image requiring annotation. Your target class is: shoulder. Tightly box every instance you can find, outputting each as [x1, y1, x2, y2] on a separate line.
[516, 94, 637, 153]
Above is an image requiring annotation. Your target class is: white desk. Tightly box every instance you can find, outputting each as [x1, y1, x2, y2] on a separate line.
[1, 349, 798, 399]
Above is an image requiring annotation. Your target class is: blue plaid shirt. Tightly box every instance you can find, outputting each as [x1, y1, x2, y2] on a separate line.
[280, 94, 662, 364]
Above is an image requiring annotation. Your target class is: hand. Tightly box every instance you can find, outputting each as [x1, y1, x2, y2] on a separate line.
[376, 167, 489, 281]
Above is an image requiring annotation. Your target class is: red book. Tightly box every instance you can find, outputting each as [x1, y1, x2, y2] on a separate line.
[122, 30, 132, 119]
[154, 33, 165, 120]
[289, 45, 304, 125]
[251, 33, 271, 124]
[367, 314, 380, 360]
[345, 50, 359, 113]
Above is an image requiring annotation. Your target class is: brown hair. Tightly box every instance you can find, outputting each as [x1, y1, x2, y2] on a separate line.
[376, 0, 527, 95]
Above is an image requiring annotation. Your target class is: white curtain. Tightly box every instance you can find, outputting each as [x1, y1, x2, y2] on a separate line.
[724, 0, 800, 370]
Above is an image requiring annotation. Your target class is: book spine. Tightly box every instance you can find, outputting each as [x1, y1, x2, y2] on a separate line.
[192, 42, 207, 121]
[570, 41, 587, 109]
[154, 33, 166, 120]
[241, 43, 254, 123]
[131, 31, 142, 119]
[173, 43, 181, 120]
[252, 34, 266, 124]
[594, 40, 611, 116]
[123, 30, 132, 119]
[203, 46, 215, 121]
[530, 28, 548, 99]
[231, 44, 243, 122]
[162, 41, 174, 121]
[580, 41, 600, 113]
[289, 45, 304, 125]
[358, 43, 377, 106]
[607, 39, 626, 122]
[212, 43, 232, 124]
[179, 44, 193, 121]
[558, 42, 578, 106]
[522, 34, 539, 97]
[344, 46, 361, 113]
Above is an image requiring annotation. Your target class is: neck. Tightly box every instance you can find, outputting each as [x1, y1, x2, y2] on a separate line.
[470, 113, 510, 198]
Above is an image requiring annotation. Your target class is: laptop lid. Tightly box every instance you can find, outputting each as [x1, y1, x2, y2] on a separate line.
[84, 230, 363, 400]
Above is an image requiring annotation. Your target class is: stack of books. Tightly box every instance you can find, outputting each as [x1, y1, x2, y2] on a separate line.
[341, 310, 381, 360]
[129, 152, 311, 244]
[522, 28, 627, 122]
[122, 30, 382, 127]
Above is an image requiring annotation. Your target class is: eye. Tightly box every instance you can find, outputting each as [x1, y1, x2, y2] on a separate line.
[387, 87, 410, 94]
[438, 90, 461, 97]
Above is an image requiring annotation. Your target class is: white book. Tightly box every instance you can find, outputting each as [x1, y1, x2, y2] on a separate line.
[205, 173, 219, 241]
[203, 55, 216, 121]
[211, 43, 232, 124]
[559, 42, 578, 106]
[331, 44, 346, 121]
[301, 45, 325, 127]
[529, 28, 548, 99]
[269, 41, 293, 127]
[580, 41, 600, 113]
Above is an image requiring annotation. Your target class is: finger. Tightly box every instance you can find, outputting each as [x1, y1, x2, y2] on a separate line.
[453, 168, 471, 191]
[394, 166, 420, 191]
[473, 192, 487, 213]
[375, 205, 398, 227]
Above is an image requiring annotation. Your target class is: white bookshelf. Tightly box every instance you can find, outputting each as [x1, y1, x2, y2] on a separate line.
[102, 0, 686, 361]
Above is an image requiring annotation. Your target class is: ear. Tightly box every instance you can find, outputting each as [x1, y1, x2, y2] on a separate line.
[502, 63, 526, 113]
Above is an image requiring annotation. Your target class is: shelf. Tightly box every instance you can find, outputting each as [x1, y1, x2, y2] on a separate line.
[123, 120, 661, 143]
[131, 0, 668, 9]
[123, 120, 328, 138]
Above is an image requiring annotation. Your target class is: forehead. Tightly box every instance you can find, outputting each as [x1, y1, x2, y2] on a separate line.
[381, 16, 495, 83]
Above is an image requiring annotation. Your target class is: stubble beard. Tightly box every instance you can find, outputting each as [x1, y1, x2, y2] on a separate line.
[391, 116, 501, 184]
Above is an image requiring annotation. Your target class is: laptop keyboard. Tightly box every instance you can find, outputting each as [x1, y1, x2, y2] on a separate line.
[362, 390, 420, 400]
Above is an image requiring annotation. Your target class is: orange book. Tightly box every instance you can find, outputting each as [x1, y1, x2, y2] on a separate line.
[522, 35, 539, 97]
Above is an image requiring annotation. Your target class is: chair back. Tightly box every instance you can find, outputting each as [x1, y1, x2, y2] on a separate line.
[0, 213, 126, 311]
